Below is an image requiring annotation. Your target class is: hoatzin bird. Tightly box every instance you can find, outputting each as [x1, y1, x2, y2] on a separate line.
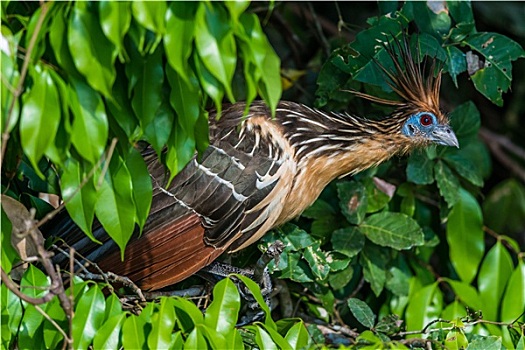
[47, 37, 458, 291]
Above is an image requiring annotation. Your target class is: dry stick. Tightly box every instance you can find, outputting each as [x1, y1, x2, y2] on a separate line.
[0, 1, 50, 174]
[33, 304, 71, 345]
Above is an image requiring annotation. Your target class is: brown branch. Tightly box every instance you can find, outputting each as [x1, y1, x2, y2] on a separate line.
[1, 268, 55, 304]
[483, 226, 522, 256]
[0, 1, 50, 175]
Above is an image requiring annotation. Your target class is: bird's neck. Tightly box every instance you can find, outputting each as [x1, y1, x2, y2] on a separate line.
[275, 105, 412, 224]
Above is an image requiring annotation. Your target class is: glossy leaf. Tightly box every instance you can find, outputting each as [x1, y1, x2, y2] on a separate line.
[204, 278, 240, 334]
[95, 156, 136, 258]
[447, 188, 484, 284]
[166, 63, 201, 137]
[72, 284, 105, 349]
[444, 278, 482, 311]
[129, 45, 164, 129]
[148, 298, 176, 350]
[446, 329, 469, 350]
[284, 321, 310, 350]
[463, 32, 525, 106]
[235, 274, 276, 330]
[20, 64, 60, 176]
[348, 298, 376, 328]
[122, 314, 146, 350]
[254, 325, 279, 350]
[165, 120, 196, 183]
[132, 1, 166, 34]
[1, 205, 17, 273]
[478, 241, 514, 321]
[501, 260, 525, 323]
[61, 158, 98, 241]
[68, 2, 117, 97]
[164, 2, 197, 83]
[93, 313, 125, 350]
[195, 3, 236, 102]
[69, 79, 109, 165]
[409, 1, 451, 37]
[1, 26, 20, 133]
[126, 147, 152, 231]
[405, 282, 443, 335]
[173, 296, 204, 332]
[360, 212, 424, 250]
[103, 293, 122, 322]
[99, 2, 131, 59]
[186, 325, 208, 350]
[20, 265, 51, 337]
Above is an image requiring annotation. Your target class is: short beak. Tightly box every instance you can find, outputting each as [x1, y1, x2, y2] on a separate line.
[431, 125, 459, 148]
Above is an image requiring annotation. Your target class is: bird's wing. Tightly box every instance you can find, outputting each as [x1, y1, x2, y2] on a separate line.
[48, 101, 296, 290]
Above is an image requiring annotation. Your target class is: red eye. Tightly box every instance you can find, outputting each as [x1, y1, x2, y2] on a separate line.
[420, 114, 433, 126]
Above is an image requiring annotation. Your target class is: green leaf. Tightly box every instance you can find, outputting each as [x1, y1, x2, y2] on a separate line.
[1, 26, 20, 133]
[132, 1, 166, 34]
[148, 297, 176, 350]
[447, 188, 484, 284]
[195, 3, 236, 102]
[331, 226, 365, 258]
[129, 44, 164, 129]
[359, 212, 424, 250]
[234, 274, 276, 330]
[122, 314, 146, 349]
[254, 325, 278, 350]
[237, 13, 282, 114]
[410, 1, 451, 37]
[364, 178, 393, 213]
[467, 336, 503, 350]
[20, 64, 61, 177]
[445, 46, 467, 87]
[1, 205, 17, 273]
[483, 179, 525, 234]
[337, 180, 367, 225]
[166, 64, 201, 137]
[143, 100, 175, 156]
[186, 325, 208, 349]
[407, 151, 434, 185]
[360, 244, 389, 297]
[348, 298, 376, 328]
[204, 278, 240, 334]
[405, 282, 443, 336]
[61, 158, 99, 242]
[446, 329, 469, 350]
[20, 265, 51, 338]
[386, 266, 411, 297]
[303, 244, 331, 280]
[444, 278, 482, 311]
[165, 120, 197, 182]
[284, 321, 310, 350]
[478, 241, 514, 321]
[448, 101, 481, 139]
[103, 293, 122, 322]
[463, 32, 525, 106]
[193, 50, 224, 114]
[72, 284, 105, 349]
[164, 2, 197, 84]
[435, 161, 460, 207]
[501, 260, 525, 323]
[95, 156, 136, 259]
[99, 2, 131, 60]
[93, 313, 125, 350]
[69, 78, 109, 164]
[68, 2, 117, 97]
[2, 283, 22, 346]
[126, 148, 152, 231]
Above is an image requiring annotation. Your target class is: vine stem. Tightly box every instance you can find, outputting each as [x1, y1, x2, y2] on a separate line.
[0, 1, 50, 175]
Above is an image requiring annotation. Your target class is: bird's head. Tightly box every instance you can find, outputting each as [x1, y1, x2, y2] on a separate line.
[350, 34, 459, 148]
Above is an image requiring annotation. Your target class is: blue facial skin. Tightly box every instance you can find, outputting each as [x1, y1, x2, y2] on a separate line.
[402, 112, 459, 147]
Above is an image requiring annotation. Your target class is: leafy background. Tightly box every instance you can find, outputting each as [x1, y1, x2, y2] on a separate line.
[1, 1, 525, 349]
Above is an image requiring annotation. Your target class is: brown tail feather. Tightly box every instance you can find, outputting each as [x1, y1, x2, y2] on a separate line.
[97, 213, 226, 291]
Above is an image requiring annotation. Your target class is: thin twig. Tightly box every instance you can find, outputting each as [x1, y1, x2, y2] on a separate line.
[34, 304, 71, 344]
[483, 226, 522, 256]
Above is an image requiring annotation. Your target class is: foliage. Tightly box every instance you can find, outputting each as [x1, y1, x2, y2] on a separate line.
[2, 1, 525, 349]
